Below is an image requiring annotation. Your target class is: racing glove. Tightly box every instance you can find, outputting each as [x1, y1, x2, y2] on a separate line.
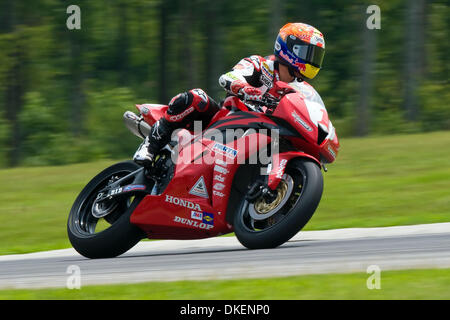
[239, 86, 263, 102]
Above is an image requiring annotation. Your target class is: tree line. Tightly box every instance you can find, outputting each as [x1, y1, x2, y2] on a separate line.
[0, 0, 448, 167]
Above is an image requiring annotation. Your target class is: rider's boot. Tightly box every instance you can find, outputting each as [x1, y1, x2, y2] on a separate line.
[134, 89, 220, 168]
[133, 117, 173, 168]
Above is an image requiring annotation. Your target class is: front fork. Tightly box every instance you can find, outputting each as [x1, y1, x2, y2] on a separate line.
[94, 168, 152, 204]
[245, 180, 278, 204]
[266, 151, 321, 191]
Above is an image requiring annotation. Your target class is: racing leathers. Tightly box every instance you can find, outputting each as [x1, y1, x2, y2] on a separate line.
[134, 54, 287, 166]
[219, 54, 283, 106]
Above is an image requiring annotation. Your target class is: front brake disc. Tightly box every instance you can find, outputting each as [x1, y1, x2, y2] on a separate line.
[248, 174, 294, 221]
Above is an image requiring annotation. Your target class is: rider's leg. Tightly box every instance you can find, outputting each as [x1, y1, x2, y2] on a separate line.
[133, 89, 220, 167]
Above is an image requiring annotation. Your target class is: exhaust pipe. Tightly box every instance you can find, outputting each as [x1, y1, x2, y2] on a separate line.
[123, 111, 151, 139]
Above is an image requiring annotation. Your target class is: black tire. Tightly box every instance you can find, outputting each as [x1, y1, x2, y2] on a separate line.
[233, 158, 323, 249]
[67, 161, 146, 259]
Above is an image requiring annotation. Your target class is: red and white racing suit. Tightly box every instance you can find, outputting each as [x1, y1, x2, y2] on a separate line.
[219, 54, 282, 104]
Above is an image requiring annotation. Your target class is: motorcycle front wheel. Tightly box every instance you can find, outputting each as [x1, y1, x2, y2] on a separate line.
[67, 161, 146, 259]
[233, 158, 323, 249]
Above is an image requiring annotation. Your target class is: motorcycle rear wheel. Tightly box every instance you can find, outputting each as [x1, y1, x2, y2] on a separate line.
[234, 158, 323, 249]
[67, 161, 145, 259]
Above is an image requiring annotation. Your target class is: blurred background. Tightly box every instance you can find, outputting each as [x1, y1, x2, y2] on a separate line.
[0, 1, 449, 298]
[0, 0, 448, 168]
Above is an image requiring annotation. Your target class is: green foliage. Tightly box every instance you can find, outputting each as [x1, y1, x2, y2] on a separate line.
[370, 109, 419, 136]
[418, 2, 450, 131]
[84, 86, 141, 159]
[419, 83, 450, 131]
[0, 112, 10, 167]
[18, 91, 63, 166]
[17, 91, 104, 166]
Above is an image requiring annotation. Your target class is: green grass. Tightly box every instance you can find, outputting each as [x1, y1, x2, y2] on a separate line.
[0, 160, 117, 254]
[304, 131, 450, 230]
[1, 268, 449, 300]
[0, 131, 449, 255]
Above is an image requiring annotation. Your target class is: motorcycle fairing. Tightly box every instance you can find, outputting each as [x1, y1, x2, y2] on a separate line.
[130, 117, 274, 239]
[130, 83, 338, 240]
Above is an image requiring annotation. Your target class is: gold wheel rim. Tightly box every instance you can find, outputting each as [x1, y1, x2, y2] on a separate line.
[254, 180, 289, 214]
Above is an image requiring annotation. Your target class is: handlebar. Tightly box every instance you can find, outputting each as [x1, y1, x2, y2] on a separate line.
[242, 96, 279, 112]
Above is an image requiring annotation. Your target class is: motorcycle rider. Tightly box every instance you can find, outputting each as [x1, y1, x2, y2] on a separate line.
[134, 22, 326, 167]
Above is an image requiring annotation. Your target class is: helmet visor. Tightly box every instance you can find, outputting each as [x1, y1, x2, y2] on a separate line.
[292, 43, 325, 68]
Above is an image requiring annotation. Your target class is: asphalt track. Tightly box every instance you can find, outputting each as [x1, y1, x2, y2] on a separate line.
[0, 223, 449, 289]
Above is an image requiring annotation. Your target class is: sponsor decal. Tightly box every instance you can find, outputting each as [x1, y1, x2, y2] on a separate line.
[262, 62, 274, 77]
[123, 184, 146, 192]
[191, 210, 203, 221]
[202, 212, 214, 226]
[279, 50, 296, 65]
[274, 41, 281, 51]
[189, 176, 209, 199]
[169, 106, 195, 122]
[213, 190, 225, 198]
[215, 159, 228, 166]
[260, 74, 272, 88]
[213, 142, 238, 159]
[311, 35, 325, 47]
[173, 216, 214, 230]
[275, 159, 288, 179]
[214, 165, 229, 175]
[165, 194, 202, 211]
[291, 111, 312, 132]
[328, 145, 337, 159]
[294, 61, 306, 72]
[109, 187, 122, 196]
[299, 33, 313, 42]
[141, 106, 150, 115]
[213, 183, 225, 191]
[225, 72, 239, 81]
[214, 174, 225, 182]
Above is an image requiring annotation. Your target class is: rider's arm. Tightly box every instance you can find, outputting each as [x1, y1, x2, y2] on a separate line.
[218, 55, 264, 97]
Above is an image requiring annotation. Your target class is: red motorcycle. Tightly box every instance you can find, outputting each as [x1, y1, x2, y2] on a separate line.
[67, 81, 339, 259]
